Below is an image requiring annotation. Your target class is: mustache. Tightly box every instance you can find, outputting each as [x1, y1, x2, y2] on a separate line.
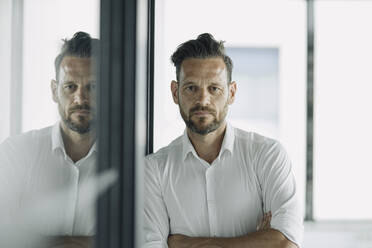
[69, 104, 91, 113]
[190, 105, 216, 115]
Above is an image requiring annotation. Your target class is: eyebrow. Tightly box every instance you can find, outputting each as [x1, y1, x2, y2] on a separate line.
[62, 80, 96, 85]
[181, 81, 196, 87]
[182, 81, 225, 87]
[210, 82, 224, 86]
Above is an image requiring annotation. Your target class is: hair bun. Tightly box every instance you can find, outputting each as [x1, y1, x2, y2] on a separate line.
[197, 33, 215, 40]
[72, 31, 91, 40]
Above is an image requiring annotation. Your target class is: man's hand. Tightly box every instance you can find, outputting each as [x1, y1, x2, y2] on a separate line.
[257, 211, 272, 231]
[168, 234, 190, 248]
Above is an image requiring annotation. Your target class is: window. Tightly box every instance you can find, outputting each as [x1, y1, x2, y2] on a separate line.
[226, 47, 280, 139]
[22, 0, 100, 132]
[154, 0, 307, 217]
[314, 0, 372, 220]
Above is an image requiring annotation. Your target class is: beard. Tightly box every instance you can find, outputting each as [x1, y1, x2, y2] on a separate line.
[179, 102, 228, 135]
[58, 103, 94, 134]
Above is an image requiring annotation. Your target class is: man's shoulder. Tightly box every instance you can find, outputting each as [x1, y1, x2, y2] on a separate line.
[0, 125, 54, 152]
[145, 135, 184, 162]
[231, 126, 289, 173]
[232, 126, 278, 148]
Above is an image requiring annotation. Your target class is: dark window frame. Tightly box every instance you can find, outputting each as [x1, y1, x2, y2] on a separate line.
[305, 0, 314, 222]
[96, 0, 153, 247]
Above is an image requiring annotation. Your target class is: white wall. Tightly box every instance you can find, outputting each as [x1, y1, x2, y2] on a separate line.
[314, 1, 372, 220]
[0, 0, 12, 143]
[154, 0, 307, 216]
[22, 0, 100, 132]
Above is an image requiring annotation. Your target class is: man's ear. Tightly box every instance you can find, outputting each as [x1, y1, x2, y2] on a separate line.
[228, 81, 237, 105]
[51, 80, 58, 103]
[171, 80, 179, 104]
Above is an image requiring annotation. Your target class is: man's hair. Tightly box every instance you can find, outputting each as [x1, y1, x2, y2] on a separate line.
[171, 33, 233, 83]
[54, 31, 100, 81]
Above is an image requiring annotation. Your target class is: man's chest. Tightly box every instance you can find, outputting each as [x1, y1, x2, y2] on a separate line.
[161, 160, 264, 237]
[18, 155, 95, 235]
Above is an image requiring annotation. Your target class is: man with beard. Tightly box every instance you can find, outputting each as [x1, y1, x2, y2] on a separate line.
[144, 33, 303, 248]
[0, 32, 98, 247]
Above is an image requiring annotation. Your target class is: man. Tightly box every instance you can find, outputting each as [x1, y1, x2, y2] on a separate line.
[144, 33, 303, 248]
[0, 31, 98, 247]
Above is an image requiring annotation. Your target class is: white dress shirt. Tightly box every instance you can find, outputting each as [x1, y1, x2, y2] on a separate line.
[144, 123, 303, 247]
[0, 122, 96, 236]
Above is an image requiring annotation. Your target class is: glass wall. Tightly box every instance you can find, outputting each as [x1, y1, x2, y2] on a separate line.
[0, 0, 12, 143]
[0, 0, 101, 247]
[153, 0, 372, 247]
[154, 0, 307, 217]
[314, 0, 372, 220]
[22, 0, 100, 132]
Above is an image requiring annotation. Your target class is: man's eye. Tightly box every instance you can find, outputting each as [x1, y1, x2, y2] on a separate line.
[186, 86, 197, 92]
[65, 85, 76, 90]
[210, 86, 219, 92]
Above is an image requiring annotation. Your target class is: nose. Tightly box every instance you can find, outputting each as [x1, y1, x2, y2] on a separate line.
[73, 86, 89, 104]
[196, 87, 211, 106]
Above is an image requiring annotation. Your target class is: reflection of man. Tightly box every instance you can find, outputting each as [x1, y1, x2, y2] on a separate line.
[0, 32, 98, 245]
[144, 33, 303, 248]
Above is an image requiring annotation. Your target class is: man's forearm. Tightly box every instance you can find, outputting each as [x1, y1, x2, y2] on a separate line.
[168, 229, 297, 248]
[42, 236, 93, 248]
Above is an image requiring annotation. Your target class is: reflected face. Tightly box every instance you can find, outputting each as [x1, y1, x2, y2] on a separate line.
[171, 57, 236, 135]
[52, 56, 96, 134]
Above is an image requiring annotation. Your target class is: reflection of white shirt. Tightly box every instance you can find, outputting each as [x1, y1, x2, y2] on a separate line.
[0, 122, 96, 236]
[144, 123, 303, 248]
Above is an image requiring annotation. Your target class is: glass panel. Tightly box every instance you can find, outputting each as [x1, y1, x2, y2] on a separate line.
[154, 0, 307, 215]
[226, 47, 279, 139]
[314, 0, 372, 220]
[0, 0, 12, 143]
[0, 0, 101, 247]
[22, 0, 100, 132]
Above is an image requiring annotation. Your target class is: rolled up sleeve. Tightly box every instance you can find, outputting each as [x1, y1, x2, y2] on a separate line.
[256, 141, 304, 247]
[143, 156, 170, 248]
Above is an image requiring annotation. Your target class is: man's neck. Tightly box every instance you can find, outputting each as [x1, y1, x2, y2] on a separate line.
[60, 123, 96, 163]
[187, 122, 227, 164]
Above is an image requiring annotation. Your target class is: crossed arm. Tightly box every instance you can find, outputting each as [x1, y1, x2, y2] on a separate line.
[167, 212, 298, 248]
[42, 236, 93, 248]
[144, 142, 303, 248]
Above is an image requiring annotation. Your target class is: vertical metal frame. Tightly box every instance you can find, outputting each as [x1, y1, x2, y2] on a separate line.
[97, 0, 150, 247]
[305, 0, 315, 221]
[146, 0, 155, 155]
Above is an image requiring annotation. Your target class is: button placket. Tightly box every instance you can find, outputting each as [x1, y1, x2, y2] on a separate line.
[66, 164, 80, 235]
[206, 166, 217, 237]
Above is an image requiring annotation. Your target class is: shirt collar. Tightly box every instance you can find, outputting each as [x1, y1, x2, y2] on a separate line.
[220, 122, 235, 156]
[51, 121, 98, 154]
[182, 129, 198, 161]
[52, 122, 65, 152]
[182, 122, 235, 161]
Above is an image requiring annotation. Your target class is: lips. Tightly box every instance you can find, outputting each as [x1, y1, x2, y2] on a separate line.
[189, 106, 216, 118]
[69, 108, 91, 116]
[193, 111, 211, 116]
[71, 109, 90, 115]
[72, 110, 90, 114]
[191, 110, 216, 118]
[69, 104, 91, 114]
